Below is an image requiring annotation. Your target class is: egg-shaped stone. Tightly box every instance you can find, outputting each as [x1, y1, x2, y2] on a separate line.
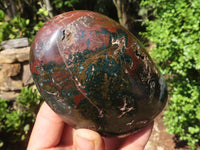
[30, 10, 167, 136]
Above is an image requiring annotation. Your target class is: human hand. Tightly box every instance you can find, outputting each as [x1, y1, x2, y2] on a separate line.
[27, 102, 153, 150]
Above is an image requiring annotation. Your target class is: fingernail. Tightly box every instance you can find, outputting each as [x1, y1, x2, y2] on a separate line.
[74, 134, 95, 150]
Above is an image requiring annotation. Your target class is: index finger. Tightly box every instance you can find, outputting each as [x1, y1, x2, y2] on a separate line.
[27, 102, 65, 149]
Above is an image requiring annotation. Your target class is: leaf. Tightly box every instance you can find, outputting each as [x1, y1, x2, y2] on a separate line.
[196, 109, 200, 120]
[0, 140, 4, 148]
[24, 124, 30, 132]
[142, 0, 200, 148]
[26, 19, 30, 25]
[0, 9, 5, 21]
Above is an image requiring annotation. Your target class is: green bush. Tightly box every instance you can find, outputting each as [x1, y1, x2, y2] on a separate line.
[0, 9, 30, 43]
[52, 0, 79, 9]
[0, 86, 42, 149]
[0, 9, 44, 44]
[141, 0, 200, 149]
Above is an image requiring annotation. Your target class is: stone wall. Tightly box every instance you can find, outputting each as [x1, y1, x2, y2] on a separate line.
[0, 38, 33, 100]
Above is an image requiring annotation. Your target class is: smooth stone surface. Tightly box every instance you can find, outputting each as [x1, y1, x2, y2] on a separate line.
[30, 10, 168, 136]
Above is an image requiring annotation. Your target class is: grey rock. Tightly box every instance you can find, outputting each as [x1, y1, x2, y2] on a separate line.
[1, 38, 29, 49]
[0, 91, 20, 100]
[0, 47, 30, 63]
[0, 77, 23, 91]
[1, 63, 21, 77]
[22, 64, 34, 86]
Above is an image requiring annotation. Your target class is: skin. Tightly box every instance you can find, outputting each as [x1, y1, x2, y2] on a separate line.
[27, 102, 153, 150]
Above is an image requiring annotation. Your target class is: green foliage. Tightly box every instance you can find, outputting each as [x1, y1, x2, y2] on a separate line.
[0, 9, 44, 43]
[0, 86, 42, 149]
[0, 9, 29, 42]
[51, 0, 118, 20]
[141, 0, 200, 149]
[17, 87, 41, 110]
[52, 0, 79, 9]
[164, 83, 200, 149]
[0, 0, 118, 43]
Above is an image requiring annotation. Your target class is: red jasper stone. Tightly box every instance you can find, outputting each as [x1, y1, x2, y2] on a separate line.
[30, 10, 167, 136]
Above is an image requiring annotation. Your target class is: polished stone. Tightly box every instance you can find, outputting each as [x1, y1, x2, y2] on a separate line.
[30, 10, 167, 136]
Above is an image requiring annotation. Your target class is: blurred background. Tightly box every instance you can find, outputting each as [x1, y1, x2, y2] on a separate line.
[0, 0, 199, 149]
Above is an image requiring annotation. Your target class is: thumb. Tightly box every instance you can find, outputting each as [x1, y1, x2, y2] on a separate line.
[73, 129, 105, 150]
